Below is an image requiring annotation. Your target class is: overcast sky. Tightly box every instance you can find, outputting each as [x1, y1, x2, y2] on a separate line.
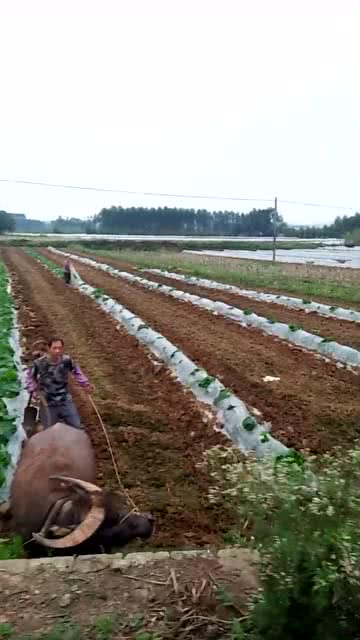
[1, 0, 359, 225]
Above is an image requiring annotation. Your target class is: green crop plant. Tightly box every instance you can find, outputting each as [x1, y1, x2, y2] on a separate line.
[0, 263, 22, 488]
[288, 324, 302, 333]
[197, 375, 216, 389]
[242, 416, 257, 431]
[25, 249, 63, 277]
[214, 388, 232, 405]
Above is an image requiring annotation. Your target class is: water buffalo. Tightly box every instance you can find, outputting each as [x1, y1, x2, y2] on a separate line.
[10, 422, 154, 553]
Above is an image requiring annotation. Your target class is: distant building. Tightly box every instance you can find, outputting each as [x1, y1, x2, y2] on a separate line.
[9, 213, 48, 233]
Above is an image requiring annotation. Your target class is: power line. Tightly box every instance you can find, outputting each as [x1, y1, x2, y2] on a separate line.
[0, 177, 358, 212]
[280, 199, 355, 211]
[0, 178, 273, 204]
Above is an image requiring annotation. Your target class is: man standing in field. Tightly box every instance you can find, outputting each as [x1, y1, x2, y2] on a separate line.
[64, 258, 71, 284]
[25, 337, 93, 430]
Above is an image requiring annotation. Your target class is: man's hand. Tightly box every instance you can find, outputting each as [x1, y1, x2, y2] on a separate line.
[84, 383, 95, 394]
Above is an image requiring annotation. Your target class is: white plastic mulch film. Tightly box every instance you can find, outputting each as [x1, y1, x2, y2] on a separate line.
[49, 248, 360, 371]
[0, 281, 27, 502]
[39, 249, 288, 459]
[146, 269, 360, 325]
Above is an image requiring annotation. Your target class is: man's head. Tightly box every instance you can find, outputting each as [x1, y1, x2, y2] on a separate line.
[47, 338, 64, 362]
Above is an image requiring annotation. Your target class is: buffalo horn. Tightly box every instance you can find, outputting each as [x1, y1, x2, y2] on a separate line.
[32, 476, 105, 548]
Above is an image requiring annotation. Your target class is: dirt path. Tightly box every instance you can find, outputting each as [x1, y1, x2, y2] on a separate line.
[2, 248, 233, 549]
[0, 550, 258, 638]
[44, 249, 360, 454]
[72, 250, 360, 350]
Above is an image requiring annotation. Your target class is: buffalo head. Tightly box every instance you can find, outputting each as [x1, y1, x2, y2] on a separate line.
[30, 476, 155, 552]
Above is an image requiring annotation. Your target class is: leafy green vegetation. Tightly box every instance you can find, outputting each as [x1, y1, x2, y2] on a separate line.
[0, 615, 164, 640]
[214, 388, 232, 405]
[345, 228, 360, 246]
[242, 417, 257, 432]
[0, 262, 21, 487]
[0, 535, 25, 560]
[0, 624, 14, 638]
[92, 615, 119, 640]
[197, 375, 216, 389]
[25, 249, 63, 277]
[288, 324, 302, 332]
[92, 287, 105, 299]
[205, 444, 360, 639]
[137, 323, 150, 331]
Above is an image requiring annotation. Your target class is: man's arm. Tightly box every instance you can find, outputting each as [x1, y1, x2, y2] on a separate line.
[68, 358, 92, 390]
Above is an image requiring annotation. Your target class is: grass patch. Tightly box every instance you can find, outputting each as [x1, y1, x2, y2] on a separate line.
[1, 236, 327, 251]
[0, 535, 25, 560]
[204, 444, 360, 639]
[75, 248, 360, 306]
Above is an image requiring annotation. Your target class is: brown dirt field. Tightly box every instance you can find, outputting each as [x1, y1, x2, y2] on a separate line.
[0, 551, 258, 638]
[1, 248, 234, 550]
[43, 248, 360, 454]
[71, 250, 360, 350]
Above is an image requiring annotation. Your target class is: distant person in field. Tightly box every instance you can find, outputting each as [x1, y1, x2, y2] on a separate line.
[25, 337, 94, 430]
[64, 258, 71, 284]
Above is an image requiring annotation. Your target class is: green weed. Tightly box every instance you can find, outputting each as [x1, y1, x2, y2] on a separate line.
[0, 623, 14, 638]
[0, 535, 25, 560]
[204, 443, 360, 639]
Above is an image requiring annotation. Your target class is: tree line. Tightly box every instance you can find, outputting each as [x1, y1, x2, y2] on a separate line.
[1, 206, 359, 240]
[284, 212, 360, 239]
[90, 206, 279, 236]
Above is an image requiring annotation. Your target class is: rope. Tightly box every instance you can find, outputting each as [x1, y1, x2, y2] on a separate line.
[88, 395, 138, 514]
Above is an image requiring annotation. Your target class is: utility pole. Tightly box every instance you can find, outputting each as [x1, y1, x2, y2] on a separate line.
[272, 196, 277, 263]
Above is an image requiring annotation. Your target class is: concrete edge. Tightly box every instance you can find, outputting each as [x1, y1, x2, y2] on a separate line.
[0, 546, 259, 575]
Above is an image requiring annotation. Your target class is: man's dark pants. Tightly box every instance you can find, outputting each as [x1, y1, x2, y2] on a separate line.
[39, 397, 82, 429]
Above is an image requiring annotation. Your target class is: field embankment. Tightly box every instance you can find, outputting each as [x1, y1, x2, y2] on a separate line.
[73, 246, 360, 308]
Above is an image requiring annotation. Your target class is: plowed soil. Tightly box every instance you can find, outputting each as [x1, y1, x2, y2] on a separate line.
[43, 248, 360, 454]
[72, 250, 360, 350]
[1, 248, 234, 550]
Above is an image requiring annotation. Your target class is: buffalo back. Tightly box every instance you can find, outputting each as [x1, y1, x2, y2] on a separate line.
[10, 423, 96, 538]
